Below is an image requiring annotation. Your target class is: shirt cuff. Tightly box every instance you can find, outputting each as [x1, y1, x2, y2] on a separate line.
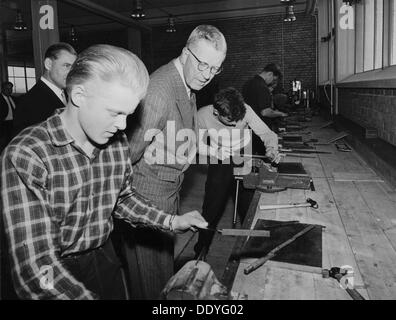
[163, 214, 172, 231]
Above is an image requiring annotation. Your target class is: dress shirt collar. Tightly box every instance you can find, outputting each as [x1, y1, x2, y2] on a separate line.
[173, 58, 191, 98]
[41, 76, 65, 102]
[1, 93, 13, 104]
[47, 110, 74, 147]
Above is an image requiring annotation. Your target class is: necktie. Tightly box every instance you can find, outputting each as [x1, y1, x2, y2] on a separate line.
[61, 91, 67, 105]
[6, 96, 15, 110]
[5, 96, 15, 120]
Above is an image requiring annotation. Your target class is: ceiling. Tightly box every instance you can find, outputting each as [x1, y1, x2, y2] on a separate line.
[0, 0, 311, 59]
[1, 0, 309, 30]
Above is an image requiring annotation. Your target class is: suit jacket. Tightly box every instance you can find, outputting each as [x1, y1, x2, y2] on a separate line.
[0, 94, 14, 121]
[127, 60, 197, 215]
[13, 80, 65, 135]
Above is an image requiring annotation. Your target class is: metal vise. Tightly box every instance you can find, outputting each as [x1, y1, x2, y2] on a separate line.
[241, 159, 313, 193]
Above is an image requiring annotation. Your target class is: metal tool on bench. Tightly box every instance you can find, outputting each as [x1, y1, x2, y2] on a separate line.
[201, 227, 270, 237]
[280, 138, 319, 149]
[232, 159, 314, 227]
[243, 153, 316, 160]
[259, 198, 319, 211]
[280, 148, 332, 155]
[244, 224, 317, 275]
[322, 267, 365, 300]
[279, 124, 308, 132]
[281, 153, 316, 159]
[238, 159, 314, 193]
[280, 143, 316, 150]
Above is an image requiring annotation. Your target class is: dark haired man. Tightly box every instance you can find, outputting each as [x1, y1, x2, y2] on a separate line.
[193, 87, 279, 258]
[13, 42, 77, 135]
[242, 63, 287, 154]
[0, 81, 16, 150]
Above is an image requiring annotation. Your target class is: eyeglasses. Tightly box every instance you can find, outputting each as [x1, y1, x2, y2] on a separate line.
[213, 110, 234, 123]
[187, 48, 222, 75]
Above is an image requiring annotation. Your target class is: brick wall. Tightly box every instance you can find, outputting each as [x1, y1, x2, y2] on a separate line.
[338, 88, 396, 146]
[146, 12, 317, 94]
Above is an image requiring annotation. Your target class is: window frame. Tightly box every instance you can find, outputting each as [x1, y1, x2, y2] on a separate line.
[7, 64, 36, 94]
[326, 0, 396, 88]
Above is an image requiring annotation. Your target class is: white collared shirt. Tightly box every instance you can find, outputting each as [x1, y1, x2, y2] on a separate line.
[197, 104, 275, 153]
[173, 58, 191, 98]
[40, 76, 65, 104]
[2, 93, 16, 121]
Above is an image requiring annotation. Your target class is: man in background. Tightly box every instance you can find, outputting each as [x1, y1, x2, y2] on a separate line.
[13, 42, 77, 135]
[0, 81, 16, 150]
[194, 87, 280, 258]
[242, 63, 287, 154]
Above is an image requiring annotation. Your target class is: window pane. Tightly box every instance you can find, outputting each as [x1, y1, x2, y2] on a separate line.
[7, 66, 14, 76]
[14, 78, 26, 94]
[375, 0, 383, 69]
[355, 2, 364, 73]
[26, 67, 36, 78]
[27, 78, 36, 91]
[13, 67, 25, 77]
[392, 0, 396, 64]
[364, 0, 375, 71]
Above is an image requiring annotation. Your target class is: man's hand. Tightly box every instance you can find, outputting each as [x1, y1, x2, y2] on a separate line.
[266, 148, 282, 164]
[172, 210, 208, 233]
[261, 108, 288, 118]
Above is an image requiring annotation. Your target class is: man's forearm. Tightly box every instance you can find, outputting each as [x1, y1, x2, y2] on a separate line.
[261, 108, 281, 118]
[114, 187, 170, 231]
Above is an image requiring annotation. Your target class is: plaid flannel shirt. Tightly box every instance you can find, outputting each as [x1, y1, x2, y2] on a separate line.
[0, 111, 171, 300]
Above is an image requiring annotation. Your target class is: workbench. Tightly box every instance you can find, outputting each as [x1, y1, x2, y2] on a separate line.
[221, 117, 396, 300]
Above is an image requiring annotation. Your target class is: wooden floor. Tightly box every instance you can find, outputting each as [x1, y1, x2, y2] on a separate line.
[176, 116, 396, 300]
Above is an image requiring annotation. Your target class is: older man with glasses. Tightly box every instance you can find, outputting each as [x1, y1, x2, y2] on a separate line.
[124, 25, 227, 299]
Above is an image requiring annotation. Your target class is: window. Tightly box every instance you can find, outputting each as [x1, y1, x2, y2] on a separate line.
[7, 65, 36, 94]
[354, 0, 385, 72]
[356, 0, 396, 71]
[391, 0, 396, 64]
[363, 0, 375, 71]
[374, 0, 384, 69]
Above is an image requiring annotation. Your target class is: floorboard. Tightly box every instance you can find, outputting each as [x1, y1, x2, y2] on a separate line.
[176, 116, 396, 300]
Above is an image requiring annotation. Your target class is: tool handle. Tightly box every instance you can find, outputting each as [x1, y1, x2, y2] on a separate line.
[244, 253, 274, 275]
[346, 288, 365, 300]
[310, 179, 316, 191]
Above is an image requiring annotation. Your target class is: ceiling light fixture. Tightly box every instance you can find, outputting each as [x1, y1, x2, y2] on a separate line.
[131, 0, 145, 19]
[166, 15, 176, 33]
[14, 9, 27, 31]
[284, 4, 296, 22]
[69, 25, 78, 43]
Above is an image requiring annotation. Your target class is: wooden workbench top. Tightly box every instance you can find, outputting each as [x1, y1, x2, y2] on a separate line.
[222, 117, 396, 300]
